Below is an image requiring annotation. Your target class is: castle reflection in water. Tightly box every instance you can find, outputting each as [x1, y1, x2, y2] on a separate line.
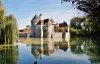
[1, 37, 100, 64]
[31, 38, 70, 60]
[19, 37, 70, 60]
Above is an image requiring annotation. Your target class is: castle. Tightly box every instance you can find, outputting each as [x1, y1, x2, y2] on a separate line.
[31, 14, 54, 38]
[31, 13, 70, 38]
[19, 14, 69, 38]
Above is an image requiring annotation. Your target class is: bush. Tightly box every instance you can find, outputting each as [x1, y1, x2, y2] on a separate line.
[70, 27, 79, 36]
[56, 29, 66, 32]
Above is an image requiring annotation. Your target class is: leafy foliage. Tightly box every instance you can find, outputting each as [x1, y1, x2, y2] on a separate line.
[25, 25, 31, 29]
[70, 17, 85, 29]
[62, 0, 100, 34]
[0, 1, 18, 44]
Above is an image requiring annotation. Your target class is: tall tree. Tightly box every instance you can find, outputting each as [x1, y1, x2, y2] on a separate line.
[0, 0, 5, 43]
[0, 0, 18, 44]
[4, 14, 18, 44]
[62, 0, 100, 32]
[70, 17, 85, 29]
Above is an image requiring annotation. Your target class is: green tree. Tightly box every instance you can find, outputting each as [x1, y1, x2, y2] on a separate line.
[4, 14, 18, 44]
[0, 0, 6, 43]
[0, 1, 18, 44]
[70, 17, 85, 29]
[25, 25, 31, 29]
[70, 17, 87, 36]
[62, 0, 100, 32]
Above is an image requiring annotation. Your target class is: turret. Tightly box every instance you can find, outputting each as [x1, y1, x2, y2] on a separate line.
[51, 18, 54, 23]
[32, 15, 37, 21]
[39, 13, 43, 21]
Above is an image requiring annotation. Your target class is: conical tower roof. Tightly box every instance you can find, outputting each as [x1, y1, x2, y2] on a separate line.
[39, 13, 42, 16]
[33, 15, 37, 19]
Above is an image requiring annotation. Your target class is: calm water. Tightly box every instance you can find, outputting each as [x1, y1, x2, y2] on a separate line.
[0, 37, 100, 64]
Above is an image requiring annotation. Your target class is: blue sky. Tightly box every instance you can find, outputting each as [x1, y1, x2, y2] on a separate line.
[2, 0, 81, 29]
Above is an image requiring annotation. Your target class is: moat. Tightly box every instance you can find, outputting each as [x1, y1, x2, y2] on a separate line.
[0, 37, 100, 64]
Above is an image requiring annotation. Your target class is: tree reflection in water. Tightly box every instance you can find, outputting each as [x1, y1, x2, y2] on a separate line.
[70, 37, 100, 64]
[0, 45, 18, 64]
[70, 37, 84, 55]
[20, 37, 100, 64]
